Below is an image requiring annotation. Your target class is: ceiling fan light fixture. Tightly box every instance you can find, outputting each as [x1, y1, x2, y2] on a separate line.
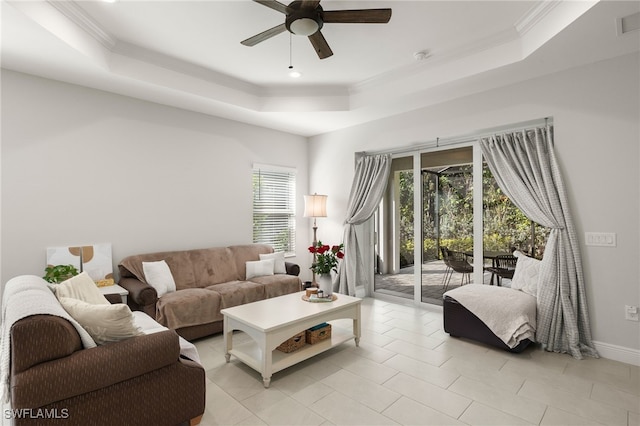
[288, 67, 302, 78]
[289, 18, 319, 36]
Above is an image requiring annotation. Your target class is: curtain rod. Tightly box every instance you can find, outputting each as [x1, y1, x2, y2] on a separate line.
[358, 117, 552, 157]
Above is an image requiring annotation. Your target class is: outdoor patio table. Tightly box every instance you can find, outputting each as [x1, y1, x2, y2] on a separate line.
[464, 251, 511, 284]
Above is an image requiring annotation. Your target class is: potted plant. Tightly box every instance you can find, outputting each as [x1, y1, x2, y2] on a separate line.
[308, 241, 344, 296]
[43, 264, 79, 284]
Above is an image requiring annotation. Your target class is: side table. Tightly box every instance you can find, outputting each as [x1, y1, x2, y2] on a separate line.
[99, 284, 129, 304]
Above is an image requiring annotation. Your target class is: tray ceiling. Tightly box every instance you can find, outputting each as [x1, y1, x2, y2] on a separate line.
[2, 1, 639, 136]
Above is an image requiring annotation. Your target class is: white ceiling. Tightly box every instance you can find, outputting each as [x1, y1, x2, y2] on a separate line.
[2, 0, 639, 136]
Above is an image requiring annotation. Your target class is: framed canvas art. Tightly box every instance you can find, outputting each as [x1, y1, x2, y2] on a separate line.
[47, 243, 113, 281]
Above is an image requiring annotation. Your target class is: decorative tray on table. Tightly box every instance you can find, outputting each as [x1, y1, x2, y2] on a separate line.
[302, 294, 338, 303]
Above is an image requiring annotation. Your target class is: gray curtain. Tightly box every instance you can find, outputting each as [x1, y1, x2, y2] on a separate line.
[480, 126, 598, 359]
[337, 154, 392, 296]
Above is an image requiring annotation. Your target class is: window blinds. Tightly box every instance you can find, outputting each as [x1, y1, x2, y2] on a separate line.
[252, 165, 296, 255]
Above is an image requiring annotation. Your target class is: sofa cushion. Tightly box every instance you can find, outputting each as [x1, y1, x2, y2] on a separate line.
[249, 274, 302, 298]
[119, 251, 197, 290]
[511, 251, 540, 297]
[54, 272, 110, 305]
[142, 260, 177, 297]
[207, 281, 266, 309]
[228, 244, 274, 280]
[156, 288, 223, 329]
[246, 259, 275, 279]
[58, 297, 143, 345]
[189, 247, 239, 287]
[259, 251, 287, 274]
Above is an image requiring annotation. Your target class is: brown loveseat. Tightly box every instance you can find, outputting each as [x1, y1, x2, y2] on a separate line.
[5, 278, 205, 426]
[118, 244, 302, 340]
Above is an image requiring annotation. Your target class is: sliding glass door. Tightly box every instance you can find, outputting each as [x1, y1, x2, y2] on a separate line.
[373, 142, 549, 305]
[420, 147, 477, 304]
[374, 145, 483, 305]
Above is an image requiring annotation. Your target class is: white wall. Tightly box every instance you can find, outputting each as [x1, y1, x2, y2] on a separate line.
[309, 53, 640, 357]
[2, 52, 638, 360]
[1, 70, 310, 284]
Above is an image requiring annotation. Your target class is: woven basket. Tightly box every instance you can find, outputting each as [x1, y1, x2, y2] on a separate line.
[276, 331, 306, 353]
[306, 323, 332, 344]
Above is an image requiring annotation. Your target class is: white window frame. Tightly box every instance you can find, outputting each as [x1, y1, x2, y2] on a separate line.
[252, 164, 297, 256]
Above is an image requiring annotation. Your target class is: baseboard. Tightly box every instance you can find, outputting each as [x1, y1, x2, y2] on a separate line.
[593, 340, 640, 366]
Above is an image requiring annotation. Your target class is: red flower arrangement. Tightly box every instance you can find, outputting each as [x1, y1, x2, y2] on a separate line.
[308, 241, 344, 275]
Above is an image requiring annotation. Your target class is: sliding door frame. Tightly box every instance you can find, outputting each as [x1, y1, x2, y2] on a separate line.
[391, 143, 484, 305]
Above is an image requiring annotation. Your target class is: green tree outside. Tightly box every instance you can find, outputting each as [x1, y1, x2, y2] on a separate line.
[398, 164, 548, 266]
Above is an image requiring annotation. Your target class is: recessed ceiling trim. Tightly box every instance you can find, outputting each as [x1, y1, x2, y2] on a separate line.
[112, 41, 262, 96]
[515, 0, 561, 36]
[47, 0, 116, 50]
[350, 26, 519, 96]
[7, 0, 112, 68]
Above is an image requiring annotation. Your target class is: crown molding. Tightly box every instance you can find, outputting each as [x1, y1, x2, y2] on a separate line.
[47, 0, 116, 50]
[515, 0, 561, 36]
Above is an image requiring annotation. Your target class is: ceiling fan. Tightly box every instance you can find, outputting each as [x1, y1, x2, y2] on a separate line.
[241, 0, 392, 59]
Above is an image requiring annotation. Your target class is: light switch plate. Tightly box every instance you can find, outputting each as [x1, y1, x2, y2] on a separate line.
[585, 232, 616, 247]
[625, 305, 639, 321]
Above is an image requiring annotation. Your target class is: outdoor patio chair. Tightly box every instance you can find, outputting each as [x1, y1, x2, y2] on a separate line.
[440, 246, 453, 288]
[486, 254, 517, 286]
[444, 249, 473, 289]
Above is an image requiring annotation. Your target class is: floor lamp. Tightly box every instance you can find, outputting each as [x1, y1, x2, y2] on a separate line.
[303, 193, 327, 285]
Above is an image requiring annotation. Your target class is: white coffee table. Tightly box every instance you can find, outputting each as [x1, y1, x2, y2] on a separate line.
[222, 291, 361, 388]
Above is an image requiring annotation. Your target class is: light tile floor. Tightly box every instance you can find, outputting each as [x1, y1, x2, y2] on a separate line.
[193, 297, 640, 426]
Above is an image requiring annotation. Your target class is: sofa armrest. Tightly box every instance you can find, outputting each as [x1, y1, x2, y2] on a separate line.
[285, 262, 300, 276]
[119, 277, 157, 307]
[11, 330, 180, 409]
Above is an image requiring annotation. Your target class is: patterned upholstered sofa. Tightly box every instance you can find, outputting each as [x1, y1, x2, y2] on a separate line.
[4, 276, 205, 426]
[118, 244, 302, 341]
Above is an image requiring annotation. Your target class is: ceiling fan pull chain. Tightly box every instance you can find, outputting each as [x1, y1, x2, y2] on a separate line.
[288, 34, 301, 78]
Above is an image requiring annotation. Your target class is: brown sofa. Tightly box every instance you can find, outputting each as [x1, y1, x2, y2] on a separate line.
[7, 293, 205, 425]
[118, 244, 302, 340]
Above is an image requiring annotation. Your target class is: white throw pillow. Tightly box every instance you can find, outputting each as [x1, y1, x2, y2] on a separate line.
[142, 260, 176, 297]
[511, 251, 541, 297]
[58, 297, 143, 345]
[259, 251, 286, 274]
[246, 259, 275, 279]
[55, 272, 110, 305]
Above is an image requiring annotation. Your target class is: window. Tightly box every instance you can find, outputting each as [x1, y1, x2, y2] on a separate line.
[252, 164, 296, 255]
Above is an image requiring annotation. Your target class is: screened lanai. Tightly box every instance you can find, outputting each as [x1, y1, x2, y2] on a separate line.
[373, 147, 548, 305]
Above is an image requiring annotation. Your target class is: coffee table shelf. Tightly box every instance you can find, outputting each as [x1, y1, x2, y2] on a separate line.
[222, 291, 361, 388]
[229, 325, 355, 374]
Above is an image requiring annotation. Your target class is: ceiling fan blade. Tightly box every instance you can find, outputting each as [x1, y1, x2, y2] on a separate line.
[241, 23, 287, 46]
[308, 31, 333, 59]
[254, 0, 291, 15]
[322, 9, 392, 24]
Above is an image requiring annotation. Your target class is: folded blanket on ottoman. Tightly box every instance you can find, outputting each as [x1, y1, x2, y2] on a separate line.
[444, 284, 536, 348]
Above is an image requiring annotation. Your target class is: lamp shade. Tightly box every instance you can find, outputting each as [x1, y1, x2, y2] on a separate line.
[290, 18, 319, 36]
[303, 194, 327, 218]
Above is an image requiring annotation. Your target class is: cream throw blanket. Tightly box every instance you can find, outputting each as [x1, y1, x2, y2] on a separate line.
[444, 284, 536, 348]
[0, 275, 96, 402]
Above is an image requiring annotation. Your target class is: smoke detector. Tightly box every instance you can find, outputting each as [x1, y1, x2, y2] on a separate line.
[413, 50, 430, 61]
